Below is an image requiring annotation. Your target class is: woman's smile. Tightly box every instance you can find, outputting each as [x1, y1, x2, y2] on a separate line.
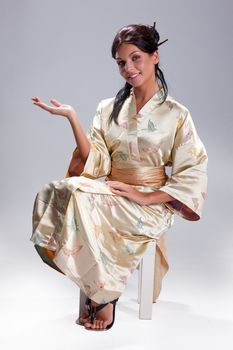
[128, 73, 141, 80]
[129, 73, 139, 79]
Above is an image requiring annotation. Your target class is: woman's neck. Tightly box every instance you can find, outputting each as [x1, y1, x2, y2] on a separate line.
[133, 81, 160, 103]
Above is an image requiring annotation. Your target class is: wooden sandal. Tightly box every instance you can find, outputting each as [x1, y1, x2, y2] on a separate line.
[76, 297, 91, 326]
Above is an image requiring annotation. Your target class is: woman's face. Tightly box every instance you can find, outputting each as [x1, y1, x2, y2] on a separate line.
[115, 43, 159, 88]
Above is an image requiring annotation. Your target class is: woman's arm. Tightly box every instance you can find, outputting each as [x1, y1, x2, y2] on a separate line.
[106, 181, 175, 206]
[147, 190, 175, 205]
[32, 97, 90, 164]
[66, 100, 112, 179]
[67, 111, 90, 163]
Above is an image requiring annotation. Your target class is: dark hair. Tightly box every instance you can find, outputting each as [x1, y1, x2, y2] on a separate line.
[109, 23, 168, 126]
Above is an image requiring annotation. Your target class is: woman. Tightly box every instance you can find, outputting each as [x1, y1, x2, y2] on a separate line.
[31, 22, 208, 331]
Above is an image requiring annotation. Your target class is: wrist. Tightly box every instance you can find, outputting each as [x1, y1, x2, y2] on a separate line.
[147, 190, 175, 205]
[147, 191, 160, 205]
[67, 110, 78, 122]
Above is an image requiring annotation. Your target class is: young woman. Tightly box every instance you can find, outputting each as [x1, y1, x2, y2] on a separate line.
[31, 22, 208, 331]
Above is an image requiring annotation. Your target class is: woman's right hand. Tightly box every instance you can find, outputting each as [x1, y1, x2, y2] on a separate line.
[32, 96, 76, 120]
[32, 96, 90, 163]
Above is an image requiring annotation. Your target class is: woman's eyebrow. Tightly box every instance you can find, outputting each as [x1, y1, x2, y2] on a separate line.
[116, 50, 140, 60]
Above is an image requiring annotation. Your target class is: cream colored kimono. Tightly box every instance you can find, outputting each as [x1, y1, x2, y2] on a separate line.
[31, 87, 208, 304]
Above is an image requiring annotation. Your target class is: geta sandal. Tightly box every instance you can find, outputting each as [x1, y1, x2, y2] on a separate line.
[76, 297, 91, 326]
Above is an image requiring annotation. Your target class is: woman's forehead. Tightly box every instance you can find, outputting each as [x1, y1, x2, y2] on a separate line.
[115, 43, 142, 59]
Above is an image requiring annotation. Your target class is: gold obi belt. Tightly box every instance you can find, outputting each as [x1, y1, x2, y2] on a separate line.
[106, 166, 168, 188]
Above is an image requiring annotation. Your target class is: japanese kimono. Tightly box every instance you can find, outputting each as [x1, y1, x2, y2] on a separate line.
[31, 87, 208, 304]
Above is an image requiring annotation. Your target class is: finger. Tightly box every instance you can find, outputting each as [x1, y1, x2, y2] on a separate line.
[111, 188, 129, 196]
[112, 190, 138, 203]
[50, 99, 61, 107]
[109, 183, 131, 192]
[32, 96, 41, 102]
[107, 181, 132, 192]
[109, 185, 125, 192]
[106, 181, 126, 188]
[33, 101, 54, 113]
[106, 181, 123, 185]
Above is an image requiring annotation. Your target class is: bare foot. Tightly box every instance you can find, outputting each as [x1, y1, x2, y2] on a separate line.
[83, 300, 113, 330]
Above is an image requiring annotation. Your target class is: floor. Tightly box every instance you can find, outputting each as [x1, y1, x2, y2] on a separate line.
[0, 251, 233, 350]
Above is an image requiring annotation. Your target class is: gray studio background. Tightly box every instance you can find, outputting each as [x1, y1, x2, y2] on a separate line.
[0, 0, 233, 348]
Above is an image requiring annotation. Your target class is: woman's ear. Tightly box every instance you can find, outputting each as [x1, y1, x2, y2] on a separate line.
[153, 50, 159, 65]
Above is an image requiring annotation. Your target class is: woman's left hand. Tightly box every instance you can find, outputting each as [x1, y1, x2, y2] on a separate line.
[105, 180, 152, 206]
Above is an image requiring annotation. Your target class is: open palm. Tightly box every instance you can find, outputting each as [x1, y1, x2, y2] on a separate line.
[32, 96, 75, 119]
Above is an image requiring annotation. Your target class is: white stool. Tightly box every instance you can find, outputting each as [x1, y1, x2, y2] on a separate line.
[79, 241, 156, 320]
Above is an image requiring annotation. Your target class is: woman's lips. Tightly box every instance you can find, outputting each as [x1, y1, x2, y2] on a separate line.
[128, 73, 140, 80]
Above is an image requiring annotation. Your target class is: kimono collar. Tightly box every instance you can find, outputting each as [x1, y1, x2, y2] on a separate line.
[129, 86, 165, 114]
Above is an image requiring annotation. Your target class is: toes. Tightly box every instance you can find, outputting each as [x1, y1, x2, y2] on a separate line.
[95, 320, 100, 329]
[84, 320, 96, 329]
[84, 320, 104, 330]
[100, 320, 106, 328]
[102, 320, 108, 329]
[84, 321, 92, 328]
[83, 311, 111, 330]
[90, 321, 97, 329]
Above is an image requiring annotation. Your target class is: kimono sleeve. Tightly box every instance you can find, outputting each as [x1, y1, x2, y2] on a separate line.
[65, 101, 111, 179]
[159, 110, 208, 221]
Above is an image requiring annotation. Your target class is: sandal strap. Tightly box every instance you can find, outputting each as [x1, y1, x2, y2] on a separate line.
[87, 298, 119, 323]
[91, 298, 119, 313]
[94, 302, 109, 313]
[85, 298, 91, 311]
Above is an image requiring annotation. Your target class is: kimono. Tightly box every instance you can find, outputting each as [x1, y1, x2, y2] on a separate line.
[30, 87, 208, 304]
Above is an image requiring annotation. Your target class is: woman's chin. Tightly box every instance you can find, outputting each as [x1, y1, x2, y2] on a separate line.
[127, 79, 143, 88]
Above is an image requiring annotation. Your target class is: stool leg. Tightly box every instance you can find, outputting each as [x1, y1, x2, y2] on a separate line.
[138, 242, 156, 320]
[138, 261, 141, 304]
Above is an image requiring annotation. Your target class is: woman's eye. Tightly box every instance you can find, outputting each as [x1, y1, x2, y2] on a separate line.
[116, 55, 140, 67]
[117, 61, 125, 67]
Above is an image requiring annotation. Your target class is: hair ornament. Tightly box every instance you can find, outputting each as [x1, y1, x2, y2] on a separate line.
[152, 21, 168, 47]
[158, 38, 168, 46]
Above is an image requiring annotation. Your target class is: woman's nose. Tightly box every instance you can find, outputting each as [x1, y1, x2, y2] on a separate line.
[124, 61, 134, 73]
